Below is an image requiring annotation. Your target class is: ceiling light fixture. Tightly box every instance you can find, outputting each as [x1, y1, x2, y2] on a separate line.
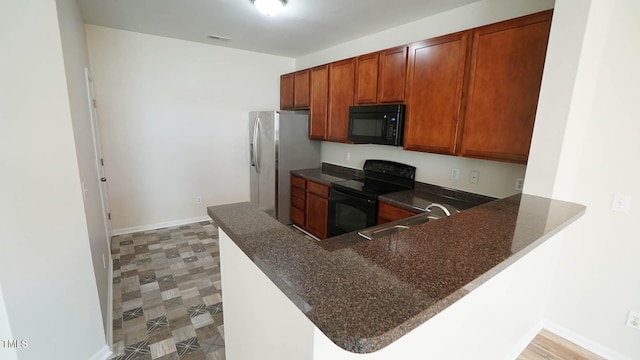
[252, 0, 287, 16]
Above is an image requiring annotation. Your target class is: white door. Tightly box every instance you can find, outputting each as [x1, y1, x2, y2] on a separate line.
[85, 68, 112, 244]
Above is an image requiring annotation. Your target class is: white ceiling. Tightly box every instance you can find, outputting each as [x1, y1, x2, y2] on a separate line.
[79, 0, 481, 58]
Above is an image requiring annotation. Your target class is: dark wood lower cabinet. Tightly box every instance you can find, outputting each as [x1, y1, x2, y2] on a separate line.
[291, 175, 329, 239]
[306, 192, 329, 239]
[377, 201, 420, 224]
[290, 175, 306, 228]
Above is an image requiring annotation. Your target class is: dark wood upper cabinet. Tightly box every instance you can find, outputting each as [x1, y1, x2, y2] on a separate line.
[278, 10, 551, 163]
[293, 70, 310, 108]
[378, 46, 408, 103]
[280, 73, 294, 110]
[280, 70, 310, 110]
[354, 52, 380, 105]
[459, 10, 552, 164]
[327, 58, 355, 143]
[404, 32, 470, 155]
[309, 65, 329, 140]
[354, 46, 408, 105]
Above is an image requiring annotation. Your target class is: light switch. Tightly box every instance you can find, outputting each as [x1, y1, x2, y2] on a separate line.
[611, 193, 632, 213]
[451, 168, 460, 180]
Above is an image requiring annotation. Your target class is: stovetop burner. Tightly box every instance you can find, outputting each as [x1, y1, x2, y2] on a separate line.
[330, 160, 416, 200]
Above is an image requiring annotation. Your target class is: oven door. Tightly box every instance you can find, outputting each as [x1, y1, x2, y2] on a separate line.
[328, 187, 378, 237]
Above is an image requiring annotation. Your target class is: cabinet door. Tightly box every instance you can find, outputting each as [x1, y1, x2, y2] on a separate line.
[327, 58, 355, 143]
[309, 65, 329, 140]
[378, 46, 408, 103]
[404, 32, 470, 155]
[377, 201, 420, 224]
[280, 73, 294, 110]
[460, 10, 552, 164]
[293, 70, 310, 109]
[306, 192, 328, 239]
[290, 175, 306, 228]
[354, 52, 379, 105]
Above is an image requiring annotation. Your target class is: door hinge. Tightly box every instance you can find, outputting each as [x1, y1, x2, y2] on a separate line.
[100, 158, 104, 166]
[92, 98, 97, 108]
[108, 212, 111, 220]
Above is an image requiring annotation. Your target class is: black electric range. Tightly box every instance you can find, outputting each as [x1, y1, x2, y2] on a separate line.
[328, 160, 416, 237]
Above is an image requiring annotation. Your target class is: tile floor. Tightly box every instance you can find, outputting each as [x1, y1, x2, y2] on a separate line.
[110, 221, 225, 360]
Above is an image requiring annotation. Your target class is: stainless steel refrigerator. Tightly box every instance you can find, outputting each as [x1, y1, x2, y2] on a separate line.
[249, 110, 320, 224]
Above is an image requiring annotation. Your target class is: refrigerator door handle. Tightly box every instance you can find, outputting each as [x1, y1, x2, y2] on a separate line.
[250, 143, 254, 166]
[251, 116, 257, 167]
[253, 115, 260, 174]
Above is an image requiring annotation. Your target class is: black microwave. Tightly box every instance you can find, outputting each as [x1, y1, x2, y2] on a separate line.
[348, 104, 405, 146]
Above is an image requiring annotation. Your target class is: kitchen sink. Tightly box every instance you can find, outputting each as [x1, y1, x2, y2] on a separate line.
[357, 212, 442, 240]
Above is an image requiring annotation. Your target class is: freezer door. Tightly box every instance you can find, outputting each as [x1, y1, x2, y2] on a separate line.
[249, 111, 277, 217]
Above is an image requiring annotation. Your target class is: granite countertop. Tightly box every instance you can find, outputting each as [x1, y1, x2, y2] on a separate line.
[290, 163, 362, 186]
[291, 163, 496, 213]
[207, 194, 586, 353]
[379, 182, 497, 214]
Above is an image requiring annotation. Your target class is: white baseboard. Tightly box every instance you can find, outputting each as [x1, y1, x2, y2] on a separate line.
[112, 216, 212, 236]
[88, 345, 112, 360]
[542, 320, 631, 360]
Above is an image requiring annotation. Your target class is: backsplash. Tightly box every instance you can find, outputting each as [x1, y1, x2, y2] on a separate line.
[320, 142, 526, 199]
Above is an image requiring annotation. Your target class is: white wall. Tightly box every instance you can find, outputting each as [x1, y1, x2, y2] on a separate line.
[56, 0, 111, 338]
[526, 0, 640, 358]
[295, 0, 555, 199]
[0, 285, 17, 360]
[85, 26, 295, 230]
[322, 144, 526, 198]
[0, 1, 107, 359]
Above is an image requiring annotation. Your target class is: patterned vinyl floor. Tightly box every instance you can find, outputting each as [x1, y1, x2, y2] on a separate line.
[110, 221, 225, 360]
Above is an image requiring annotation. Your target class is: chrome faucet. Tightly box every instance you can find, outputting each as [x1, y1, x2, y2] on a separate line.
[425, 203, 451, 216]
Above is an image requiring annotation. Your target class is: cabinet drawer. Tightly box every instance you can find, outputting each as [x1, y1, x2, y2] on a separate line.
[307, 180, 329, 198]
[291, 187, 306, 200]
[290, 206, 305, 227]
[291, 196, 305, 210]
[377, 202, 420, 224]
[291, 175, 306, 190]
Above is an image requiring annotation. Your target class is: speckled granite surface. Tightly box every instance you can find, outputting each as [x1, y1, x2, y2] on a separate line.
[290, 162, 362, 185]
[379, 182, 497, 214]
[207, 194, 586, 353]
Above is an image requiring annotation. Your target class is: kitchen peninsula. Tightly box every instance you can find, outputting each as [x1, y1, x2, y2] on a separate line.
[208, 194, 585, 359]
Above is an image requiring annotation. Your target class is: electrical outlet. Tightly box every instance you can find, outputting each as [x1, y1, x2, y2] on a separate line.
[515, 178, 525, 191]
[626, 311, 640, 331]
[611, 193, 631, 213]
[451, 168, 460, 181]
[196, 196, 202, 204]
[470, 170, 480, 184]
